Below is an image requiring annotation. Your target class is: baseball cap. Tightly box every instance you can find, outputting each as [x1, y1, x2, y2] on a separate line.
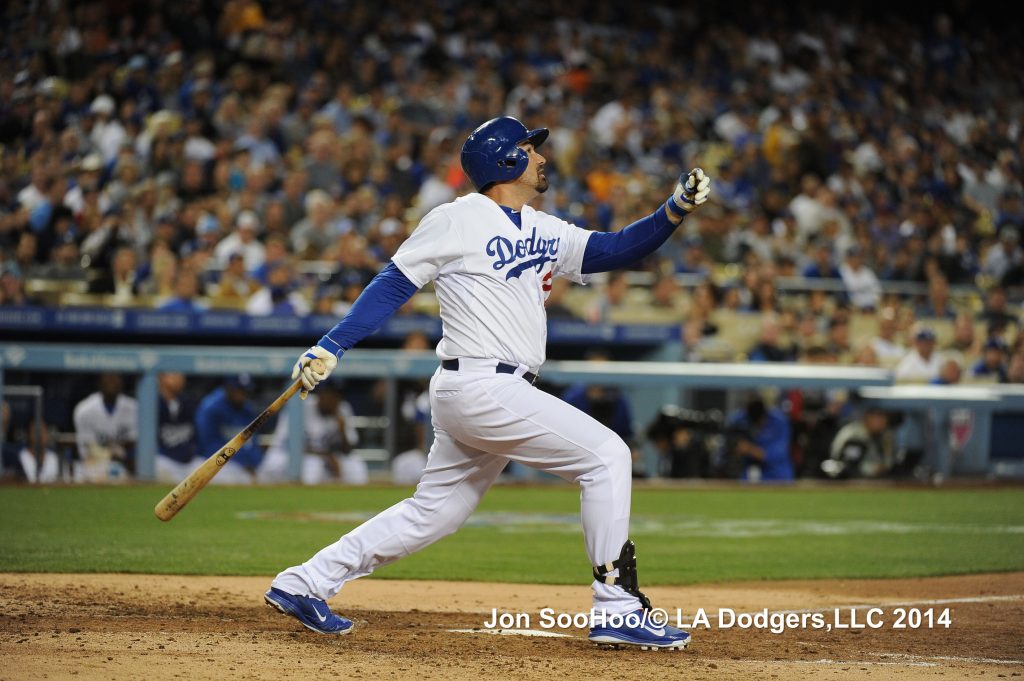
[378, 218, 402, 237]
[81, 153, 103, 172]
[90, 94, 116, 116]
[984, 337, 1008, 352]
[236, 210, 259, 231]
[225, 374, 254, 391]
[163, 51, 184, 68]
[915, 327, 937, 342]
[196, 213, 220, 234]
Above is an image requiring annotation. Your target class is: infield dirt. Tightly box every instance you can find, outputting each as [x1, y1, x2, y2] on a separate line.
[1, 572, 1022, 680]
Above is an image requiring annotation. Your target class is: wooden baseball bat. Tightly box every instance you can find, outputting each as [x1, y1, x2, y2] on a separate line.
[154, 359, 325, 521]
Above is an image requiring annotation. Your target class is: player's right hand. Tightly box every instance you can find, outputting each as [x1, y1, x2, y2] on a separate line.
[667, 167, 712, 220]
[292, 345, 338, 399]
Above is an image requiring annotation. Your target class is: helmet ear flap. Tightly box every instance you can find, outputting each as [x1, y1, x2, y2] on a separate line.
[461, 116, 547, 191]
[497, 146, 529, 178]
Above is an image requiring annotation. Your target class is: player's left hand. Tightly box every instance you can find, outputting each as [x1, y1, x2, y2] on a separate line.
[667, 167, 711, 220]
[291, 345, 338, 399]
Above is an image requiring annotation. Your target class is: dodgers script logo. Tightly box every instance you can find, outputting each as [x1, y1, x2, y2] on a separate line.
[487, 227, 560, 280]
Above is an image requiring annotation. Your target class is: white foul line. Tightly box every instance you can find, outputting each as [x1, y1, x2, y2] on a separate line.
[872, 653, 1024, 666]
[447, 628, 572, 638]
[792, 659, 938, 667]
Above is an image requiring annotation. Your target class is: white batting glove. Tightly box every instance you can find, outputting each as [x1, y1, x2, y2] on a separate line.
[667, 167, 712, 220]
[291, 345, 338, 399]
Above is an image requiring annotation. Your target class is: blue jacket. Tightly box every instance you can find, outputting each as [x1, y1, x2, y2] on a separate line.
[729, 407, 794, 481]
[195, 388, 262, 469]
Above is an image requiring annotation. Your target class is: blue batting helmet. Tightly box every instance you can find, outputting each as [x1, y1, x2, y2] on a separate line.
[460, 116, 549, 191]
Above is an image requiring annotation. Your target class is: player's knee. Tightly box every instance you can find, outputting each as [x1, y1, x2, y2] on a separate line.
[579, 437, 632, 484]
[405, 494, 472, 539]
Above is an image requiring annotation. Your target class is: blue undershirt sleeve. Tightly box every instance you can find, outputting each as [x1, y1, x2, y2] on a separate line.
[581, 201, 681, 274]
[317, 262, 419, 356]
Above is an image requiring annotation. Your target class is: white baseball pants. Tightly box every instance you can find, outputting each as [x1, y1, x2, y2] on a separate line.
[272, 359, 641, 614]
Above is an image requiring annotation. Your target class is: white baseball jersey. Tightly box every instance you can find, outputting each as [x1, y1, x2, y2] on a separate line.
[267, 397, 359, 455]
[258, 396, 364, 485]
[391, 192, 593, 370]
[73, 392, 138, 452]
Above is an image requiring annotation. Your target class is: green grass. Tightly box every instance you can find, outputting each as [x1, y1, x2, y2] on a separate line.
[1, 485, 1022, 584]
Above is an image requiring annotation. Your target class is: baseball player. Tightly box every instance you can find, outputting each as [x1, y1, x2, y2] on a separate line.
[265, 116, 711, 649]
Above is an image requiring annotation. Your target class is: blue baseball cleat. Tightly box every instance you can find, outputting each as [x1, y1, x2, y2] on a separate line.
[264, 587, 353, 635]
[589, 609, 690, 650]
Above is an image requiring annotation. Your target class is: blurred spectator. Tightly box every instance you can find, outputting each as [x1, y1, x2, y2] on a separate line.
[0, 266, 40, 307]
[916, 275, 956, 320]
[291, 190, 341, 258]
[802, 238, 840, 279]
[871, 307, 906, 365]
[245, 262, 309, 316]
[214, 210, 266, 269]
[650, 273, 687, 318]
[948, 311, 979, 357]
[89, 246, 139, 303]
[260, 382, 366, 485]
[983, 226, 1022, 282]
[747, 314, 796, 362]
[587, 271, 630, 323]
[195, 375, 262, 484]
[680, 318, 712, 362]
[155, 372, 199, 484]
[932, 357, 963, 385]
[252, 233, 291, 285]
[823, 407, 898, 479]
[1007, 351, 1024, 383]
[158, 267, 205, 312]
[977, 285, 1018, 336]
[972, 338, 1009, 382]
[824, 316, 854, 363]
[675, 236, 711, 276]
[88, 95, 127, 162]
[73, 373, 137, 482]
[210, 252, 260, 309]
[839, 245, 881, 311]
[726, 395, 793, 482]
[895, 326, 943, 383]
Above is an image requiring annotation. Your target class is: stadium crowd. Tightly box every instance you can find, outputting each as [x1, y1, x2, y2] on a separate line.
[1, 1, 1023, 482]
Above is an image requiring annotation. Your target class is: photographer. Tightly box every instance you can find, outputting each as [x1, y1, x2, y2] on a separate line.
[823, 406, 898, 479]
[645, 406, 721, 478]
[726, 396, 794, 482]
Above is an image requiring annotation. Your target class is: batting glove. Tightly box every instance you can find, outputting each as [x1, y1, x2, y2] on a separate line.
[667, 167, 712, 221]
[292, 345, 338, 399]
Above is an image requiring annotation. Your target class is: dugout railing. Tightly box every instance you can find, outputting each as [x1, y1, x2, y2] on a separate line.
[2, 343, 1022, 481]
